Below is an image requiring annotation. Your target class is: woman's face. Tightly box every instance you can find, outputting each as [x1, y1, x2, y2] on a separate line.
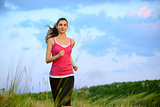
[57, 20, 68, 34]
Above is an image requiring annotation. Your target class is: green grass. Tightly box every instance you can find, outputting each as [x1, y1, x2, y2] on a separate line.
[1, 85, 160, 107]
[1, 65, 160, 107]
[72, 89, 160, 107]
[1, 90, 159, 107]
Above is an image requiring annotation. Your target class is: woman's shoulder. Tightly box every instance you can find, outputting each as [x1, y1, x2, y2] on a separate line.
[68, 37, 74, 41]
[47, 37, 54, 45]
[69, 38, 75, 48]
[48, 37, 54, 42]
[68, 37, 74, 43]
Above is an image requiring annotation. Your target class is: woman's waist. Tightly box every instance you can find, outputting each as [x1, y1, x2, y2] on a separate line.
[51, 63, 72, 69]
[50, 66, 73, 76]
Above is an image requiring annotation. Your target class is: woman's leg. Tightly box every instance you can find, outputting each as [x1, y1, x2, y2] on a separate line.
[49, 76, 74, 107]
[61, 76, 74, 106]
[49, 77, 63, 107]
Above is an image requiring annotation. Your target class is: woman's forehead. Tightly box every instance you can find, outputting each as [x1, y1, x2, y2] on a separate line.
[58, 20, 67, 24]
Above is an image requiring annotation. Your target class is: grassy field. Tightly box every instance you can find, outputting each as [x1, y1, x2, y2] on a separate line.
[1, 66, 160, 107]
[72, 80, 160, 107]
[1, 79, 160, 107]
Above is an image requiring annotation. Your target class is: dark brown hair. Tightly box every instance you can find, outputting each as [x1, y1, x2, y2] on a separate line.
[45, 18, 68, 43]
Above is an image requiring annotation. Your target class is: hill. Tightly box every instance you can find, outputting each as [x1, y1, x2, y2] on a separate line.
[0, 79, 160, 107]
[73, 79, 160, 106]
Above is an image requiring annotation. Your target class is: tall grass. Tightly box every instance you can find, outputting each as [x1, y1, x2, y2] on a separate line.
[1, 65, 160, 107]
[0, 64, 54, 107]
[0, 65, 96, 107]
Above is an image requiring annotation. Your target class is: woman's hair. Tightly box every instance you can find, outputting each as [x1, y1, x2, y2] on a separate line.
[45, 17, 68, 43]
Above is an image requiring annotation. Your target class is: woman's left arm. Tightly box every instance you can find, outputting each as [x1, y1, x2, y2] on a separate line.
[70, 56, 75, 67]
[71, 39, 78, 71]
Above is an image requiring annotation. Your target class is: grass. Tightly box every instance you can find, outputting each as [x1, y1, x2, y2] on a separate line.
[72, 89, 160, 107]
[1, 85, 160, 107]
[0, 65, 160, 107]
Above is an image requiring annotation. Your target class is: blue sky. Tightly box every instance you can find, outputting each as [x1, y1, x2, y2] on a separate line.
[0, 0, 160, 93]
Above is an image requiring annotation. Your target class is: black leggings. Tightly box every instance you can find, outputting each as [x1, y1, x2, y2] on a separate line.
[49, 76, 74, 107]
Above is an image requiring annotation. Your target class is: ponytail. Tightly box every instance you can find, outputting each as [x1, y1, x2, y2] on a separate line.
[45, 24, 59, 43]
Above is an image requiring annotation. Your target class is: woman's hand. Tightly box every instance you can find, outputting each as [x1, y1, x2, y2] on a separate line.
[58, 50, 65, 57]
[73, 65, 78, 71]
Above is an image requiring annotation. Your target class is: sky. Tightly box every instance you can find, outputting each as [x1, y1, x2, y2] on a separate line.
[0, 0, 160, 93]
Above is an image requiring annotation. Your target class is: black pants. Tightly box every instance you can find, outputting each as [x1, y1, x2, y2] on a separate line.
[49, 76, 74, 107]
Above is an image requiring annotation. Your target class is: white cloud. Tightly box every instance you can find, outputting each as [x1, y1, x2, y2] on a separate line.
[127, 6, 160, 19]
[0, 23, 49, 92]
[138, 6, 152, 18]
[0, 8, 77, 29]
[4, 1, 19, 11]
[74, 50, 160, 88]
[76, 3, 128, 18]
[76, 1, 160, 19]
[127, 6, 152, 19]
[67, 26, 105, 60]
[75, 2, 156, 19]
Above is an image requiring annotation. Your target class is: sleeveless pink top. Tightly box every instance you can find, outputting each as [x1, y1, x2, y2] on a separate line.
[49, 37, 74, 78]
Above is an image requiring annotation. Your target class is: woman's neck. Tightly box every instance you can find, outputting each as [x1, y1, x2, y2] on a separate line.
[58, 33, 66, 38]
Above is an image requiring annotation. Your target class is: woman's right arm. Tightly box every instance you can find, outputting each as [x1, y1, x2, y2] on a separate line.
[46, 38, 61, 64]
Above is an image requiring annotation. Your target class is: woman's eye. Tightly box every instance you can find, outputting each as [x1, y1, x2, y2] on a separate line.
[59, 24, 62, 26]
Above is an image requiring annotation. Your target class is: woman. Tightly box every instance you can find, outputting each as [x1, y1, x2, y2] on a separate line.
[45, 18, 78, 107]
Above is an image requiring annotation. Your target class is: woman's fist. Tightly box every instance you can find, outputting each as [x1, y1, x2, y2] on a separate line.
[58, 50, 65, 57]
[73, 65, 78, 71]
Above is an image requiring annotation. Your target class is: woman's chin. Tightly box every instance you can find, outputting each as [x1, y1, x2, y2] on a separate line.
[59, 31, 66, 34]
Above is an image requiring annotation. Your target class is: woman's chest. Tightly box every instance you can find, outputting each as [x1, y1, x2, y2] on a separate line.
[52, 44, 72, 55]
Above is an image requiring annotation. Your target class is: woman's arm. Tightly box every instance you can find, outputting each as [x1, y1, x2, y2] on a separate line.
[70, 39, 75, 66]
[46, 38, 64, 64]
[70, 56, 78, 71]
[70, 56, 75, 67]
[71, 39, 78, 71]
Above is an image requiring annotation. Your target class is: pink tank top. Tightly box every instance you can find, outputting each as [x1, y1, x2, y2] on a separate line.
[50, 37, 74, 77]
